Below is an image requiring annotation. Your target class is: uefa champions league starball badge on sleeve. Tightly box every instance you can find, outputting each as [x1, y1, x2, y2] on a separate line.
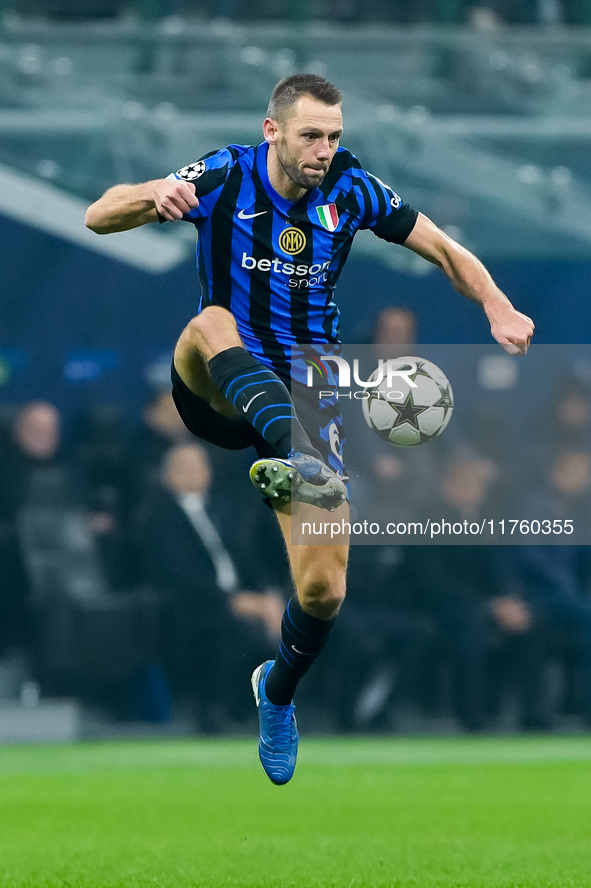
[362, 356, 454, 447]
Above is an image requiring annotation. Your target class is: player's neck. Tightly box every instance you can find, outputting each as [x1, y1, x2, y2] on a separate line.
[266, 147, 307, 203]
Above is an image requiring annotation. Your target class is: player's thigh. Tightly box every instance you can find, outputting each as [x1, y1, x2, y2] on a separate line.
[274, 501, 349, 617]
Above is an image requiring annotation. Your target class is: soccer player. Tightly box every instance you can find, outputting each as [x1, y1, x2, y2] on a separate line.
[85, 73, 534, 785]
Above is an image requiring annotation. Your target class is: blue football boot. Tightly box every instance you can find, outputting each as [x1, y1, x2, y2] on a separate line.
[251, 660, 298, 786]
[249, 449, 347, 511]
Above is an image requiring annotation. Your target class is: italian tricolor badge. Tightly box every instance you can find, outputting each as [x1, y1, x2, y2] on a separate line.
[316, 203, 339, 232]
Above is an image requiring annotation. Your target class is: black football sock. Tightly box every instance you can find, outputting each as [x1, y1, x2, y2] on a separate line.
[264, 597, 336, 706]
[208, 347, 320, 459]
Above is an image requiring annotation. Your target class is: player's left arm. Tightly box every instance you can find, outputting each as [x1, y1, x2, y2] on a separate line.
[403, 212, 534, 355]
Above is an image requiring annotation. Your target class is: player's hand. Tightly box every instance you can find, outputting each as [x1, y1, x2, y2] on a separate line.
[152, 179, 200, 221]
[489, 307, 534, 355]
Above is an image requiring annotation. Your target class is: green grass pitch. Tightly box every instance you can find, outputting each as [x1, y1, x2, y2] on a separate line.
[0, 735, 590, 887]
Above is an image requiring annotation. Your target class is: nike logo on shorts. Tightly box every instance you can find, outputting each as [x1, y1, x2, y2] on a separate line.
[291, 645, 314, 656]
[238, 209, 267, 220]
[242, 391, 266, 412]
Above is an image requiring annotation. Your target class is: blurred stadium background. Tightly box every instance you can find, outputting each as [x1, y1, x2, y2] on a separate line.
[1, 0, 591, 744]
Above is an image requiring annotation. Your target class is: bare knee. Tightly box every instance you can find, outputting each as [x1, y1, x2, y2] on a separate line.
[174, 308, 242, 407]
[297, 563, 347, 621]
[183, 307, 241, 360]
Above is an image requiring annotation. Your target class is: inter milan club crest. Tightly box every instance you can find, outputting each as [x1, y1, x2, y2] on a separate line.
[278, 227, 306, 255]
[176, 161, 206, 181]
[316, 203, 339, 232]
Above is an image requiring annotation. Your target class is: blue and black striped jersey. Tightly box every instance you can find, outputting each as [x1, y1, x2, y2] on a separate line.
[166, 142, 417, 379]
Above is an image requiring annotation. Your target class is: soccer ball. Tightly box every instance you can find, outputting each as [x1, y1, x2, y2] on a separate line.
[361, 356, 454, 446]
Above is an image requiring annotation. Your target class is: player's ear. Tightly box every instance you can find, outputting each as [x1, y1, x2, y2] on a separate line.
[263, 117, 280, 145]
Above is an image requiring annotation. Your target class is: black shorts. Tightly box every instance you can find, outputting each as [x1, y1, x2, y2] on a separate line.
[171, 361, 347, 478]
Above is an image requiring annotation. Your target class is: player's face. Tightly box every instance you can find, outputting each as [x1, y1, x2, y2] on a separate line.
[273, 96, 343, 191]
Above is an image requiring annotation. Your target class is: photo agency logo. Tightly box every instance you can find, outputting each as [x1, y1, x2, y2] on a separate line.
[304, 353, 454, 447]
[305, 354, 418, 399]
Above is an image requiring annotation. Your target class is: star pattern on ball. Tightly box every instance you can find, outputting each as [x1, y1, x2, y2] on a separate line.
[412, 362, 432, 379]
[435, 383, 453, 410]
[391, 391, 428, 430]
[363, 356, 454, 447]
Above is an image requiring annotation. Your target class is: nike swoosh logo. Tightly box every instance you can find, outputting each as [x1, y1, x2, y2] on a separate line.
[242, 391, 266, 412]
[291, 645, 314, 656]
[238, 209, 267, 220]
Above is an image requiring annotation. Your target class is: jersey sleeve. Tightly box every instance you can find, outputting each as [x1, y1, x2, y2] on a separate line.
[358, 170, 418, 244]
[160, 147, 236, 225]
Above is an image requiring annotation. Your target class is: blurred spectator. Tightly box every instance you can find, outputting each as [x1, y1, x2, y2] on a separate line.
[133, 442, 283, 730]
[355, 445, 436, 529]
[548, 451, 591, 519]
[531, 380, 591, 474]
[125, 389, 191, 509]
[409, 547, 491, 730]
[497, 544, 591, 726]
[73, 405, 134, 589]
[0, 401, 140, 669]
[553, 387, 591, 446]
[11, 401, 61, 466]
[327, 545, 436, 732]
[496, 445, 591, 725]
[371, 306, 418, 347]
[435, 451, 500, 521]
[0, 402, 72, 657]
[410, 454, 548, 729]
[525, 449, 591, 540]
[485, 566, 549, 729]
[465, 401, 516, 467]
[73, 405, 128, 511]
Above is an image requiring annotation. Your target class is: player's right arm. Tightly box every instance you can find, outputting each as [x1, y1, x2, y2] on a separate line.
[403, 213, 534, 355]
[84, 178, 200, 234]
